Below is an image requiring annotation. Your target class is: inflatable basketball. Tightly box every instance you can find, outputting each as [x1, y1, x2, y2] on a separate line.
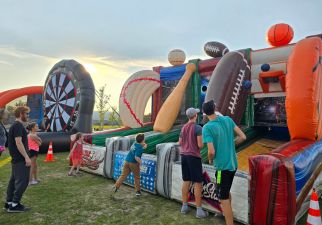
[266, 23, 294, 47]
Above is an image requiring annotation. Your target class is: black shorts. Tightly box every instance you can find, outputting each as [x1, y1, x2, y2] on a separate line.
[29, 150, 39, 158]
[181, 155, 203, 183]
[215, 170, 236, 200]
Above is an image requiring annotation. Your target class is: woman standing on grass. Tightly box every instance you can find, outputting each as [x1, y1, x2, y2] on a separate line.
[27, 122, 42, 185]
[68, 132, 84, 176]
[0, 108, 9, 157]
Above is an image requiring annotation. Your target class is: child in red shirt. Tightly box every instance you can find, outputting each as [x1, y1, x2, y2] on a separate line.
[68, 132, 84, 176]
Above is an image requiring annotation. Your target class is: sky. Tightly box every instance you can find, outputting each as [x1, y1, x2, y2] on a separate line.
[0, 0, 321, 110]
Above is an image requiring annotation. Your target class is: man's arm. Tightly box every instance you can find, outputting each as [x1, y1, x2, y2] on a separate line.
[15, 137, 31, 166]
[197, 135, 204, 149]
[207, 142, 215, 164]
[179, 137, 182, 146]
[234, 126, 246, 145]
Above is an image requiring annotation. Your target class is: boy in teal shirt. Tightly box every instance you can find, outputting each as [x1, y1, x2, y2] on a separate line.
[202, 100, 246, 225]
[114, 133, 147, 196]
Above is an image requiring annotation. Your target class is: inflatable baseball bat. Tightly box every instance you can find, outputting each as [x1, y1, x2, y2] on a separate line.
[153, 63, 196, 133]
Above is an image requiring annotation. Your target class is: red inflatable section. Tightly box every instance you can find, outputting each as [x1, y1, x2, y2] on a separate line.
[249, 139, 313, 225]
[0, 86, 44, 107]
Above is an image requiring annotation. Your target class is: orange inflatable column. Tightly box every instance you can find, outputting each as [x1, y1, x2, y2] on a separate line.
[286, 37, 322, 140]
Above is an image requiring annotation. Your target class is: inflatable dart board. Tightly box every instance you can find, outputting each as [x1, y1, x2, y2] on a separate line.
[43, 59, 95, 133]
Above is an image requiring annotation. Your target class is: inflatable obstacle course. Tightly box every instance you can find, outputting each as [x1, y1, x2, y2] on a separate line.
[2, 23, 320, 225]
[75, 25, 322, 224]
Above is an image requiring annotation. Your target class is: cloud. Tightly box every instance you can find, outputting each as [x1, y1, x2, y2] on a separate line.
[0, 60, 13, 66]
[0, 46, 57, 62]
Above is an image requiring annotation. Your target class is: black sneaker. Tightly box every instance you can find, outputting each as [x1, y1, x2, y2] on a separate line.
[7, 203, 30, 213]
[3, 202, 11, 210]
[136, 191, 142, 197]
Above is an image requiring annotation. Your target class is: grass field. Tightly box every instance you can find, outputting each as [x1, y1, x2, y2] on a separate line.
[0, 151, 319, 225]
[92, 125, 121, 131]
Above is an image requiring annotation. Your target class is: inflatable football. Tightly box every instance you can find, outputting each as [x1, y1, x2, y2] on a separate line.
[204, 41, 229, 58]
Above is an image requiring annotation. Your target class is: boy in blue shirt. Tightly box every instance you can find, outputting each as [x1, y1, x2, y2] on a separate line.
[114, 133, 147, 196]
[202, 100, 246, 225]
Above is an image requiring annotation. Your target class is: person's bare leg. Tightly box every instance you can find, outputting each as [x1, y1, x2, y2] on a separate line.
[194, 183, 208, 218]
[182, 181, 191, 203]
[194, 182, 202, 207]
[181, 181, 191, 213]
[29, 157, 36, 181]
[33, 156, 38, 180]
[68, 166, 75, 175]
[76, 165, 80, 174]
[221, 199, 234, 225]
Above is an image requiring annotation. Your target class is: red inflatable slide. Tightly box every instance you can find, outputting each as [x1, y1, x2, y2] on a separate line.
[0, 86, 43, 107]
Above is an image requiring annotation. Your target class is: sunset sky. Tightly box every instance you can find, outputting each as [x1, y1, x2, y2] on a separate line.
[0, 0, 321, 110]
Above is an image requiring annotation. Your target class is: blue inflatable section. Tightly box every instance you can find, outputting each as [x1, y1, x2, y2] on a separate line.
[291, 140, 322, 196]
[200, 78, 209, 103]
[26, 94, 43, 127]
[160, 64, 186, 81]
[113, 151, 157, 193]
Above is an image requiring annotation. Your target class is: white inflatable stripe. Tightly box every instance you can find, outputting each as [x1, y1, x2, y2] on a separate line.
[58, 105, 70, 124]
[61, 81, 74, 100]
[222, 48, 228, 56]
[309, 200, 320, 210]
[55, 118, 62, 131]
[251, 45, 294, 65]
[46, 87, 53, 97]
[63, 97, 75, 107]
[59, 73, 65, 86]
[307, 214, 322, 225]
[54, 106, 59, 117]
[51, 76, 57, 98]
[45, 99, 55, 107]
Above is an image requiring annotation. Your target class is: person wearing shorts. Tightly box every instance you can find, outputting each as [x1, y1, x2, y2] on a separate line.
[202, 100, 246, 225]
[179, 107, 208, 218]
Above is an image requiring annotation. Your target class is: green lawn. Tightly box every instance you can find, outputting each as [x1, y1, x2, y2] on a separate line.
[0, 151, 319, 225]
[92, 125, 121, 131]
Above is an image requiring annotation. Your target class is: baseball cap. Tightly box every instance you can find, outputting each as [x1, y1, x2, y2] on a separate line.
[202, 100, 216, 115]
[186, 107, 200, 119]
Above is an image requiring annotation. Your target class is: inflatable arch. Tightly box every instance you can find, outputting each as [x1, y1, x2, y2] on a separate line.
[0, 86, 43, 107]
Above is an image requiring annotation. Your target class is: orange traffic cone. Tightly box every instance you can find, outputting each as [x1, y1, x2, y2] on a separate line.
[44, 142, 55, 162]
[307, 188, 321, 225]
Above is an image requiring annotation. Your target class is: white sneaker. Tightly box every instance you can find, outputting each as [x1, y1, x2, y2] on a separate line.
[29, 180, 39, 185]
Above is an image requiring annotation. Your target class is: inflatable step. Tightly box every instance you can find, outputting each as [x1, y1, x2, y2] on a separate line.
[156, 143, 180, 198]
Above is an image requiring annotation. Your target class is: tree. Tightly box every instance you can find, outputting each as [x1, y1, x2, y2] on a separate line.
[15, 100, 26, 107]
[108, 106, 122, 126]
[96, 85, 111, 130]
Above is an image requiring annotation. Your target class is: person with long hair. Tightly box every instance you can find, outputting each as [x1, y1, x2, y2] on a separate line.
[26, 122, 42, 185]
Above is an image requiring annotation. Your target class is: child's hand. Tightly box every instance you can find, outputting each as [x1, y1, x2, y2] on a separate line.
[143, 143, 147, 149]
